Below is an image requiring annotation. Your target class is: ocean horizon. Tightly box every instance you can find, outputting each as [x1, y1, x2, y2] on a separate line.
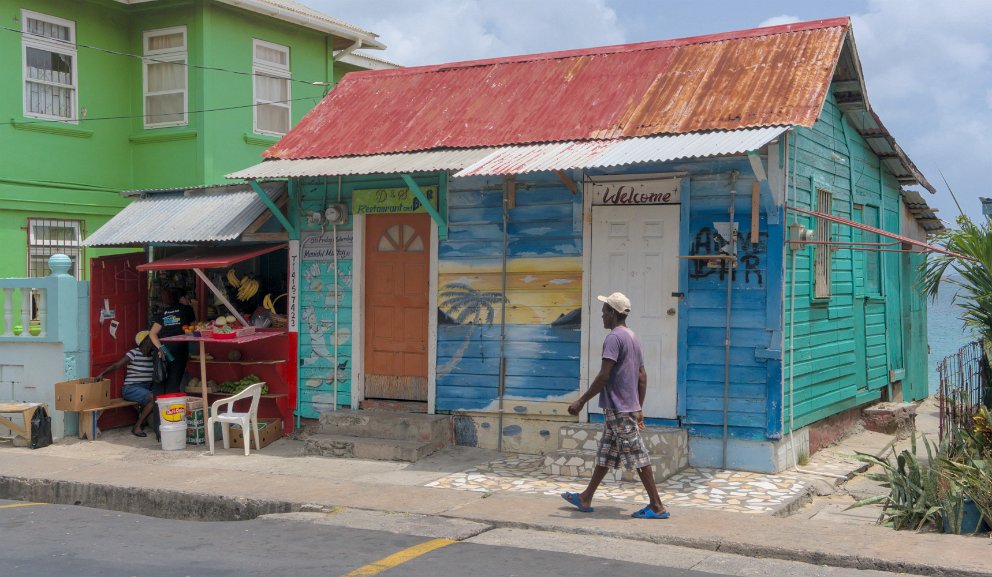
[927, 280, 979, 393]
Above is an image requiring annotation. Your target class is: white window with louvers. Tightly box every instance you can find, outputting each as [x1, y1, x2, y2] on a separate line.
[253, 39, 291, 136]
[143, 26, 187, 128]
[22, 10, 77, 122]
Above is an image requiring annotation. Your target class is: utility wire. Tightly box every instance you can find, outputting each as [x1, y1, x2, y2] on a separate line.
[0, 96, 320, 126]
[4, 25, 335, 87]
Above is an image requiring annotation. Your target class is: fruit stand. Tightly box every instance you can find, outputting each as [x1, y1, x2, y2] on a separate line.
[136, 244, 296, 434]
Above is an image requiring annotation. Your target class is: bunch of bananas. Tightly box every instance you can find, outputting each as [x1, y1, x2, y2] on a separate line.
[263, 293, 287, 314]
[227, 268, 260, 301]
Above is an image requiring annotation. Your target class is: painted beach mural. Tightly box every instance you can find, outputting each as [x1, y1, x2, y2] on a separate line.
[437, 174, 584, 413]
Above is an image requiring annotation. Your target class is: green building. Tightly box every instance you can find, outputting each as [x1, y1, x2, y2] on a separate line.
[0, 0, 388, 279]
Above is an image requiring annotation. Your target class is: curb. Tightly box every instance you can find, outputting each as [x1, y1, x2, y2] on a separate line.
[3, 474, 990, 577]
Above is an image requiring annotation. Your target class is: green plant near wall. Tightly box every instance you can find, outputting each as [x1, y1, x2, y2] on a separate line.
[940, 406, 992, 529]
[847, 434, 944, 531]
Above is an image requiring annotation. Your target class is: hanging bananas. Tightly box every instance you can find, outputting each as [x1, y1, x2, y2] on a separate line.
[226, 268, 241, 288]
[263, 293, 287, 314]
[236, 276, 259, 301]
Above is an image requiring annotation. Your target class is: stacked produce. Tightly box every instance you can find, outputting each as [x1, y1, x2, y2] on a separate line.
[218, 374, 268, 395]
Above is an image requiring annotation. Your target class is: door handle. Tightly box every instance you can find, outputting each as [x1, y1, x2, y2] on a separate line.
[667, 308, 676, 316]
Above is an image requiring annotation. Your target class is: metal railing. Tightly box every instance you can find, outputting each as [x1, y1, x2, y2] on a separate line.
[938, 340, 990, 443]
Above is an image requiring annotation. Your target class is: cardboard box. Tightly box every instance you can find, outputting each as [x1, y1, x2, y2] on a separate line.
[55, 378, 110, 411]
[229, 418, 282, 449]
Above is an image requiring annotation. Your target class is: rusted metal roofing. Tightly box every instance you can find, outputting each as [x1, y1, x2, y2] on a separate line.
[455, 127, 789, 177]
[901, 189, 945, 233]
[267, 18, 849, 160]
[84, 182, 284, 247]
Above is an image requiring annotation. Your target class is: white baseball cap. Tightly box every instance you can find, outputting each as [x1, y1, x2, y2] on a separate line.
[597, 292, 631, 314]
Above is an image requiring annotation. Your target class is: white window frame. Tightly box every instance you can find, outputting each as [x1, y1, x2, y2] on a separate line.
[813, 188, 833, 300]
[143, 26, 188, 128]
[21, 9, 78, 123]
[252, 39, 291, 136]
[27, 218, 84, 279]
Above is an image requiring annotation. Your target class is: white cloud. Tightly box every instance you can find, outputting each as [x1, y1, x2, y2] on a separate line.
[758, 14, 801, 27]
[313, 0, 626, 66]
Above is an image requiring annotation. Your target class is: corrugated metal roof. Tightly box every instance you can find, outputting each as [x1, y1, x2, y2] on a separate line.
[84, 182, 284, 247]
[901, 189, 945, 233]
[229, 128, 787, 179]
[454, 127, 789, 177]
[227, 149, 491, 179]
[266, 18, 848, 160]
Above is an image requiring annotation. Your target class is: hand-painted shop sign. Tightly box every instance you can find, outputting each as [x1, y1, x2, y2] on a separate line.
[353, 185, 439, 215]
[301, 230, 354, 261]
[591, 177, 681, 206]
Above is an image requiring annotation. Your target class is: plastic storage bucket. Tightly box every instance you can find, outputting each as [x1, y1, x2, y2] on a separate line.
[156, 393, 187, 425]
[159, 423, 186, 451]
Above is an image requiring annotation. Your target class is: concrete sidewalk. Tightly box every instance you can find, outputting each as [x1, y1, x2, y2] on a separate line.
[1, 400, 990, 577]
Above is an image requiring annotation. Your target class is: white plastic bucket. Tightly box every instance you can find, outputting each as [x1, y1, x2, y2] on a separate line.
[156, 393, 187, 425]
[159, 423, 186, 451]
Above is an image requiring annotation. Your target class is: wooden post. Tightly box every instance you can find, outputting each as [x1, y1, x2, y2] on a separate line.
[751, 181, 760, 244]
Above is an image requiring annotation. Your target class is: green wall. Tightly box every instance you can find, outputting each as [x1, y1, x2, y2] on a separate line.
[784, 89, 929, 430]
[0, 0, 339, 278]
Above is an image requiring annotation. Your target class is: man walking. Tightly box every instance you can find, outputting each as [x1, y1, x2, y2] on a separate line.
[562, 292, 669, 519]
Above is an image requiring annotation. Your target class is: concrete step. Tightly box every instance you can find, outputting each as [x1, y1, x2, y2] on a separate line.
[543, 449, 685, 483]
[557, 423, 687, 457]
[303, 434, 439, 462]
[316, 410, 453, 444]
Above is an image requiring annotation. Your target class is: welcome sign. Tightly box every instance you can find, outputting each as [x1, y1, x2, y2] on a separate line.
[353, 185, 439, 215]
[591, 177, 681, 206]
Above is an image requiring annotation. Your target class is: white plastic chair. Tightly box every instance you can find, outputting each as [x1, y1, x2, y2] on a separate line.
[207, 382, 264, 456]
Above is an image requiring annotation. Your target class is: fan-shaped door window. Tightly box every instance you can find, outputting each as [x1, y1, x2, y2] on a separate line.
[377, 224, 424, 253]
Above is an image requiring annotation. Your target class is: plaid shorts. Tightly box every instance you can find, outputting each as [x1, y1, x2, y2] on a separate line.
[595, 408, 651, 470]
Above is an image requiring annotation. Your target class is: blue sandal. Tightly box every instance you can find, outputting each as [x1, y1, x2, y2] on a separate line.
[632, 506, 670, 519]
[561, 492, 594, 513]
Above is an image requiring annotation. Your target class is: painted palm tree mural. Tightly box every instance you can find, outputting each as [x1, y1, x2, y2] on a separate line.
[440, 282, 506, 325]
[438, 282, 507, 375]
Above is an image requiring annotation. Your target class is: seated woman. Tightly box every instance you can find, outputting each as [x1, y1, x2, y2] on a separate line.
[97, 331, 158, 438]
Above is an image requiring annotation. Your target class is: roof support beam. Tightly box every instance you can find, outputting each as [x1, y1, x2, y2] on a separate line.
[248, 180, 297, 240]
[400, 174, 447, 240]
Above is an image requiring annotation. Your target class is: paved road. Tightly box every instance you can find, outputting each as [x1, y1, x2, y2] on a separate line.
[0, 500, 911, 577]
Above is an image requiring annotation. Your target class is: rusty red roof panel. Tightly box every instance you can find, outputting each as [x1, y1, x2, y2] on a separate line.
[267, 18, 849, 159]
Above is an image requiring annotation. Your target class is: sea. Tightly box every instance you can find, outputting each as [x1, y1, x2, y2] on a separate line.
[927, 280, 979, 393]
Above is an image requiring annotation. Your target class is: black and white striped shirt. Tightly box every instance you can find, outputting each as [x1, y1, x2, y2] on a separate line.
[124, 348, 154, 386]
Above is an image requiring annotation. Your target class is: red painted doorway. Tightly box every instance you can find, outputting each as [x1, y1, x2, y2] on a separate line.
[90, 253, 147, 429]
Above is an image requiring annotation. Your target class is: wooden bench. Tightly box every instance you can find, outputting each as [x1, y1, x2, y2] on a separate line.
[0, 402, 47, 444]
[79, 398, 140, 440]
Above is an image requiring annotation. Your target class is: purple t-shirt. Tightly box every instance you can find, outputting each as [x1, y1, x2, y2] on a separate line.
[598, 326, 644, 412]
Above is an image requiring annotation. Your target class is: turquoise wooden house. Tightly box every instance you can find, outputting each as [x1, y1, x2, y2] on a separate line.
[231, 18, 946, 472]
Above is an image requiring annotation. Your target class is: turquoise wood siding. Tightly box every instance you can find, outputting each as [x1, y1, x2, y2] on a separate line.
[784, 89, 926, 429]
[436, 173, 582, 413]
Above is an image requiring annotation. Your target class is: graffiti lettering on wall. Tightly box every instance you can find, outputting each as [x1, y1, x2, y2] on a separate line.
[688, 226, 767, 286]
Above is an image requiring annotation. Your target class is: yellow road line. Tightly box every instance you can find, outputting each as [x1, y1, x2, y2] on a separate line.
[0, 502, 47, 509]
[343, 538, 457, 577]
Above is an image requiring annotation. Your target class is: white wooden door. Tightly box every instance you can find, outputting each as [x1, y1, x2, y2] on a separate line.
[589, 204, 680, 419]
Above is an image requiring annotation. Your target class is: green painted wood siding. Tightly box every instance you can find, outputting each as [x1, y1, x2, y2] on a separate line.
[784, 90, 925, 429]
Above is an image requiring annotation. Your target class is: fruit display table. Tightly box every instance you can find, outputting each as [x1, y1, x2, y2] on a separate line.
[161, 331, 290, 430]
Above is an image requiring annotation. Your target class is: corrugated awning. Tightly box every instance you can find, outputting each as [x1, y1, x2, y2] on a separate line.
[789, 206, 967, 260]
[136, 244, 286, 271]
[84, 182, 284, 247]
[454, 127, 789, 176]
[228, 127, 788, 180]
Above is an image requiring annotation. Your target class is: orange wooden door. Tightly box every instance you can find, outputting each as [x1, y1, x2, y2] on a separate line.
[364, 214, 430, 400]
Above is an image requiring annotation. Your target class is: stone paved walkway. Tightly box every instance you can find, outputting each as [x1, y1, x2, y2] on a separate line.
[425, 455, 815, 515]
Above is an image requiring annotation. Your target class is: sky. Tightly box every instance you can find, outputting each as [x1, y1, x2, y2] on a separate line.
[308, 0, 992, 223]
